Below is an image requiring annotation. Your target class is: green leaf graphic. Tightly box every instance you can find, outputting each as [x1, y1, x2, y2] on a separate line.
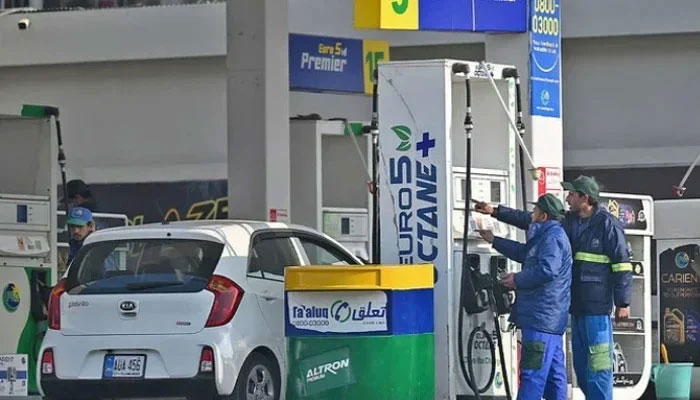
[397, 141, 411, 151]
[391, 125, 411, 141]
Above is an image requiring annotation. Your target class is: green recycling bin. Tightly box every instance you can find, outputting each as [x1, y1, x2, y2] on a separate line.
[284, 264, 435, 400]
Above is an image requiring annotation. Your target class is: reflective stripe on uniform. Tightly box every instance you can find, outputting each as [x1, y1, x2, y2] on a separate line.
[574, 252, 611, 264]
[611, 262, 633, 273]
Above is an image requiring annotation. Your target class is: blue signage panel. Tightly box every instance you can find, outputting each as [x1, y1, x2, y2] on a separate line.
[420, 0, 474, 31]
[529, 0, 561, 118]
[289, 34, 364, 94]
[474, 0, 527, 32]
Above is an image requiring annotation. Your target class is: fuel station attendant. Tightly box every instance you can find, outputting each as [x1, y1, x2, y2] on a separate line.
[476, 194, 572, 400]
[478, 176, 633, 400]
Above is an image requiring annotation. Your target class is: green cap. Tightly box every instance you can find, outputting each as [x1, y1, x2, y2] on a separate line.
[530, 193, 565, 221]
[561, 175, 600, 200]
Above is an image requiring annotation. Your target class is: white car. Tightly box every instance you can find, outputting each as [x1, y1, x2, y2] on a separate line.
[38, 220, 362, 400]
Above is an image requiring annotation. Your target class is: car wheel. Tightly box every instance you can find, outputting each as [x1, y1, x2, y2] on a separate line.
[229, 352, 280, 400]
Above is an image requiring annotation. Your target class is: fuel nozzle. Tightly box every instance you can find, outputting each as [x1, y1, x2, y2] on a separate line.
[490, 256, 515, 316]
[461, 254, 493, 314]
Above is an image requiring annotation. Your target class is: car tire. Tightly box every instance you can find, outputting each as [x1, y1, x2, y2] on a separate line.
[227, 352, 280, 400]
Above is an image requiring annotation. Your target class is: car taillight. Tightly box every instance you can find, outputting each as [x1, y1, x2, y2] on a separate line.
[200, 347, 214, 373]
[48, 279, 68, 330]
[41, 349, 54, 375]
[205, 275, 244, 327]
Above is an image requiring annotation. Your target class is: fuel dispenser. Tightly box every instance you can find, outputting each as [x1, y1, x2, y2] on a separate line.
[0, 113, 58, 396]
[377, 59, 525, 400]
[290, 119, 373, 261]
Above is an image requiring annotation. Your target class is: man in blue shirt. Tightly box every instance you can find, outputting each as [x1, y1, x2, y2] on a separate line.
[67, 207, 119, 271]
[66, 206, 96, 265]
[476, 194, 572, 400]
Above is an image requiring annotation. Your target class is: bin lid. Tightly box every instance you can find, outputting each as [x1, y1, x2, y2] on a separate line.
[285, 264, 434, 291]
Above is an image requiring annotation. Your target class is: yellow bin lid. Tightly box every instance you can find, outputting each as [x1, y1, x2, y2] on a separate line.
[284, 264, 434, 291]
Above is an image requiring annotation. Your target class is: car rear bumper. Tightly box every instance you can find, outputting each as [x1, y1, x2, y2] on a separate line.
[40, 374, 216, 399]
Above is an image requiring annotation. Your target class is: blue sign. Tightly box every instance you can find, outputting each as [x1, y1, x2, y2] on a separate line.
[289, 34, 364, 94]
[419, 0, 473, 31]
[530, 0, 561, 117]
[417, 0, 526, 32]
[474, 0, 527, 32]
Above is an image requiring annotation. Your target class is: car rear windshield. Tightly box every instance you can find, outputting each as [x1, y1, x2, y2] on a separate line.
[66, 239, 224, 295]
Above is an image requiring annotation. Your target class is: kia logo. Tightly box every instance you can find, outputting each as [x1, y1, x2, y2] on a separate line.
[119, 301, 137, 312]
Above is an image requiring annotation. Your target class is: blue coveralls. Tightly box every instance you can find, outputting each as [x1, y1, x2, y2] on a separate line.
[562, 207, 632, 399]
[496, 205, 633, 400]
[491, 216, 572, 400]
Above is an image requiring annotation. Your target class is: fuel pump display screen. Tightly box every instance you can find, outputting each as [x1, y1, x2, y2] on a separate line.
[490, 182, 501, 203]
[16, 205, 27, 223]
[341, 217, 350, 235]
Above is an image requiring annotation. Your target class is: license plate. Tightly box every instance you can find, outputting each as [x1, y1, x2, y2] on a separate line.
[103, 355, 146, 379]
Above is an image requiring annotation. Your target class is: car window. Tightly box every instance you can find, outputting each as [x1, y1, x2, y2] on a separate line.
[298, 237, 358, 266]
[67, 239, 223, 295]
[248, 236, 299, 280]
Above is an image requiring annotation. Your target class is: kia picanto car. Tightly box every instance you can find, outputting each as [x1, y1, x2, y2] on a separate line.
[38, 220, 362, 400]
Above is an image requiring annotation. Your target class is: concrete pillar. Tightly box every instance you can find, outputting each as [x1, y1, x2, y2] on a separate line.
[227, 0, 290, 221]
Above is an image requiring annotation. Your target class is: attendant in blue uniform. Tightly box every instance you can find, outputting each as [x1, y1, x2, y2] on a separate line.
[476, 194, 572, 400]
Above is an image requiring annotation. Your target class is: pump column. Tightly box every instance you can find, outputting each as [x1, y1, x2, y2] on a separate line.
[485, 0, 563, 203]
[226, 0, 291, 220]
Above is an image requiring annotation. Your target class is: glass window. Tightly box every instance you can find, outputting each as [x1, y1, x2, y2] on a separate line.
[67, 239, 223, 295]
[299, 237, 357, 266]
[248, 237, 299, 280]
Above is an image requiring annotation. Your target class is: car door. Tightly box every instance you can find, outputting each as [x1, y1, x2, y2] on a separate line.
[244, 230, 301, 354]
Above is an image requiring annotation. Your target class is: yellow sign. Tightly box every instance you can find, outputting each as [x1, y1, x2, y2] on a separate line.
[354, 0, 380, 29]
[362, 40, 390, 94]
[355, 0, 419, 30]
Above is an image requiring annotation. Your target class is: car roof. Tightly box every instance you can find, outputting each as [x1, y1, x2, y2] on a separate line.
[84, 219, 342, 257]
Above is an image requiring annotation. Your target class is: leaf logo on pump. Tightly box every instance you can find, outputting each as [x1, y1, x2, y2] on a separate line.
[392, 125, 412, 151]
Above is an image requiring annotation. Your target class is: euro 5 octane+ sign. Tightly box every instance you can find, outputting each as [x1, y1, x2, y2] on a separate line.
[355, 0, 527, 32]
[529, 0, 561, 118]
[389, 125, 440, 263]
[289, 34, 389, 94]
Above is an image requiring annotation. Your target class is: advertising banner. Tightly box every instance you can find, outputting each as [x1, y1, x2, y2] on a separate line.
[378, 65, 449, 269]
[0, 354, 28, 397]
[85, 179, 228, 226]
[289, 34, 390, 94]
[297, 347, 355, 396]
[529, 0, 561, 118]
[658, 241, 700, 365]
[598, 196, 649, 232]
[537, 166, 562, 197]
[286, 291, 388, 334]
[289, 34, 364, 93]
